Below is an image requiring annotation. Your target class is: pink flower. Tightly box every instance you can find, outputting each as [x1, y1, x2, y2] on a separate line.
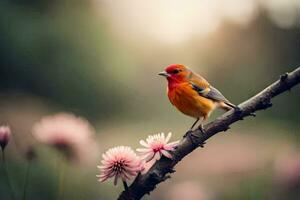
[97, 146, 143, 185]
[137, 132, 179, 163]
[32, 113, 97, 163]
[0, 125, 11, 150]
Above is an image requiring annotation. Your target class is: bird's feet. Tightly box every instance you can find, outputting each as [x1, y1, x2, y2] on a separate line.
[183, 129, 192, 138]
[198, 124, 206, 134]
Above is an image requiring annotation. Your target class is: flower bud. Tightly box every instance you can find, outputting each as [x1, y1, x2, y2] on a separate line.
[0, 125, 11, 150]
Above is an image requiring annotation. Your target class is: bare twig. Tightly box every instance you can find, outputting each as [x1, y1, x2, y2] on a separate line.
[118, 67, 300, 200]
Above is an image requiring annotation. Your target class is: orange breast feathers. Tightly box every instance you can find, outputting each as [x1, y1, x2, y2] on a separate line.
[167, 82, 216, 119]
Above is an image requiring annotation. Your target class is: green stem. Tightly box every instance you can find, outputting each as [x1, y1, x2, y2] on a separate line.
[56, 154, 65, 200]
[22, 161, 31, 200]
[1, 149, 17, 200]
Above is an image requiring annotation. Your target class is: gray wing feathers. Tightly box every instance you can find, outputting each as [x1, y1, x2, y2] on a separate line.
[193, 85, 236, 108]
[207, 86, 236, 108]
[206, 86, 229, 102]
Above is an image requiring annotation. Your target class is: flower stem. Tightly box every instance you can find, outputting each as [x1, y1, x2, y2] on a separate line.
[22, 161, 32, 200]
[1, 149, 17, 200]
[122, 180, 129, 192]
[56, 154, 65, 200]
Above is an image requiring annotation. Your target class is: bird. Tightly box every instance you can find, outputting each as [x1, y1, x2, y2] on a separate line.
[158, 64, 236, 135]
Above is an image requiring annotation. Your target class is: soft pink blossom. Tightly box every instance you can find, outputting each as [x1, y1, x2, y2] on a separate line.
[32, 113, 97, 163]
[97, 146, 143, 185]
[137, 132, 179, 163]
[0, 125, 11, 150]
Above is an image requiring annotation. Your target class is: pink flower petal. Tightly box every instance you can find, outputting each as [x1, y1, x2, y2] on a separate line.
[139, 140, 150, 147]
[136, 148, 152, 153]
[165, 132, 172, 143]
[154, 152, 161, 161]
[161, 150, 173, 159]
[145, 152, 156, 162]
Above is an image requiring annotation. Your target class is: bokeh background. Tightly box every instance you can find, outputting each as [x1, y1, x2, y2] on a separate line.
[0, 0, 300, 199]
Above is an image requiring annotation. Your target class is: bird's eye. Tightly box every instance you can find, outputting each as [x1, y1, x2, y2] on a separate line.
[172, 69, 181, 74]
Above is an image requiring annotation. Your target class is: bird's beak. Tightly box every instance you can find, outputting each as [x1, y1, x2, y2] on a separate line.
[158, 71, 169, 77]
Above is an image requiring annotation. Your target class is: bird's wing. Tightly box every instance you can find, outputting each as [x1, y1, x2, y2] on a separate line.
[190, 82, 208, 94]
[188, 71, 235, 108]
[204, 86, 230, 103]
[191, 83, 235, 108]
[188, 71, 210, 89]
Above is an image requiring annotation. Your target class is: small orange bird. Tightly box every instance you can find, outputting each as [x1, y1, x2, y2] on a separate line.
[159, 64, 236, 133]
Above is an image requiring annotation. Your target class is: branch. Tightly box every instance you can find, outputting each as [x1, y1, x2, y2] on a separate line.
[118, 67, 300, 200]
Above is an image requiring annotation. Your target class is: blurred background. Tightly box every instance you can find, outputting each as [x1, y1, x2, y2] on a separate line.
[0, 0, 300, 199]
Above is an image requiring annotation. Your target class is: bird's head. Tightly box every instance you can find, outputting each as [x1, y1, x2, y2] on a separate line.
[158, 64, 190, 83]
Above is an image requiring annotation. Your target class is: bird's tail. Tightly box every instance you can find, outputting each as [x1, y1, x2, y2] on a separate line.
[219, 101, 236, 111]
